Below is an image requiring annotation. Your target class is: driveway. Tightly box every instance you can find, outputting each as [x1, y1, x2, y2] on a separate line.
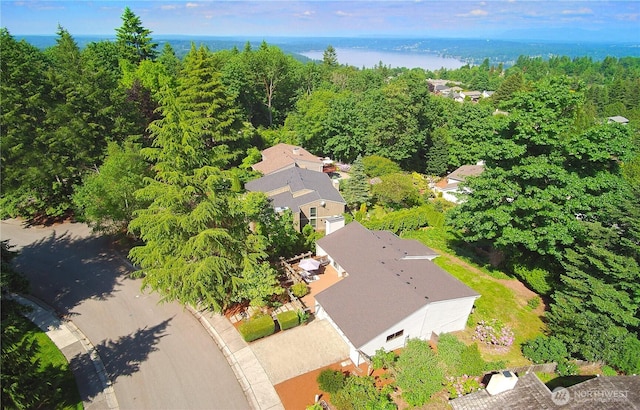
[1, 219, 249, 410]
[250, 319, 349, 385]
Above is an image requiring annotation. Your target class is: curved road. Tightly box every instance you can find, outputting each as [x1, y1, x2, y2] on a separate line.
[2, 219, 249, 410]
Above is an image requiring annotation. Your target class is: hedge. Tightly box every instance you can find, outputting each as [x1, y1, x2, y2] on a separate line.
[277, 310, 300, 331]
[238, 315, 276, 342]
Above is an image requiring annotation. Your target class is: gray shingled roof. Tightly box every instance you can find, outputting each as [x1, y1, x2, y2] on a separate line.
[451, 373, 640, 410]
[245, 166, 345, 211]
[447, 164, 485, 182]
[315, 222, 479, 348]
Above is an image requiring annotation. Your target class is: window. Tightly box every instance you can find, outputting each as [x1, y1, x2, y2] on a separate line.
[386, 330, 404, 342]
[309, 207, 318, 228]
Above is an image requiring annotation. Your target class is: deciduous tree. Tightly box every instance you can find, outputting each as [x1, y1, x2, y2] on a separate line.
[73, 140, 151, 233]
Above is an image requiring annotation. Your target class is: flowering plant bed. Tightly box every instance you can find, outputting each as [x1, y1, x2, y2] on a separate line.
[473, 319, 515, 348]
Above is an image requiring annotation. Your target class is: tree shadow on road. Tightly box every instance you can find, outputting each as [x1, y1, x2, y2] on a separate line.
[95, 318, 172, 381]
[10, 226, 131, 316]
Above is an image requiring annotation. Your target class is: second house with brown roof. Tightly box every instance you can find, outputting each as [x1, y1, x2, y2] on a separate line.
[252, 143, 325, 175]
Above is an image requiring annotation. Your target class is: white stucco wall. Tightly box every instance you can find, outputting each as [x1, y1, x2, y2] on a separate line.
[420, 296, 479, 335]
[359, 296, 479, 358]
[359, 306, 430, 357]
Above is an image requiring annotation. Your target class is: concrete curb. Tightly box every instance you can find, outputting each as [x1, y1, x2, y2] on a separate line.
[11, 294, 119, 410]
[187, 305, 284, 410]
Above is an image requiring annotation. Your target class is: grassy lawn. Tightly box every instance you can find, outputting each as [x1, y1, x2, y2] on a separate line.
[19, 316, 83, 410]
[403, 227, 546, 366]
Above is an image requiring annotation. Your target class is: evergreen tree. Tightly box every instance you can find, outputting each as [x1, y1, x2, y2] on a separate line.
[425, 127, 450, 176]
[116, 6, 158, 64]
[176, 45, 246, 168]
[0, 29, 51, 217]
[128, 46, 275, 311]
[342, 155, 371, 210]
[323, 45, 338, 67]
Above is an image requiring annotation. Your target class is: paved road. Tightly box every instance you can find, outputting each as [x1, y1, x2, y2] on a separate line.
[1, 219, 249, 410]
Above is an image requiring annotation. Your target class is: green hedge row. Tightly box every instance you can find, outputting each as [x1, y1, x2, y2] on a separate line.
[277, 310, 300, 330]
[238, 315, 276, 342]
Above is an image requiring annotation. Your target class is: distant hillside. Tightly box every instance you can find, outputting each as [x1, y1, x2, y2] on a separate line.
[15, 34, 640, 67]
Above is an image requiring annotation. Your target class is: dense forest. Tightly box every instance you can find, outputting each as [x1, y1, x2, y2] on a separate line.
[2, 6, 639, 387]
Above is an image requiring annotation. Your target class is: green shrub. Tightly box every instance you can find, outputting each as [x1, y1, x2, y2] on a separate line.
[601, 365, 618, 376]
[297, 309, 310, 324]
[437, 334, 466, 373]
[364, 204, 444, 234]
[445, 375, 483, 399]
[395, 339, 444, 406]
[438, 334, 490, 376]
[317, 369, 346, 394]
[331, 375, 395, 410]
[238, 315, 275, 342]
[291, 282, 309, 298]
[522, 335, 569, 364]
[459, 344, 489, 376]
[372, 348, 396, 370]
[362, 155, 401, 177]
[556, 359, 578, 376]
[513, 265, 553, 295]
[276, 310, 299, 331]
[609, 333, 640, 374]
[526, 297, 541, 310]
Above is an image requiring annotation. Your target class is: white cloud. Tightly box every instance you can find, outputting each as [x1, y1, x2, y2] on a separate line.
[335, 10, 353, 17]
[561, 8, 593, 15]
[161, 4, 178, 10]
[457, 9, 489, 17]
[186, 2, 199, 8]
[470, 9, 488, 16]
[479, 2, 486, 6]
[616, 13, 639, 21]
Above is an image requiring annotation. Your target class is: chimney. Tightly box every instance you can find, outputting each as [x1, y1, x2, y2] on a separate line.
[325, 216, 345, 235]
[486, 371, 518, 395]
[292, 147, 301, 156]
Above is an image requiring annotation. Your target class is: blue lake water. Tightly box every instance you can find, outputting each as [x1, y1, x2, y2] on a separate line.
[300, 47, 466, 70]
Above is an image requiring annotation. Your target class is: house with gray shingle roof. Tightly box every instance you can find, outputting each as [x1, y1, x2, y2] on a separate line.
[607, 116, 629, 125]
[245, 166, 345, 232]
[451, 372, 640, 409]
[314, 221, 479, 366]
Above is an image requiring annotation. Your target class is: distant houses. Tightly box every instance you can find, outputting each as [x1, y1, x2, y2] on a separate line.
[433, 162, 485, 203]
[427, 79, 494, 103]
[607, 115, 629, 125]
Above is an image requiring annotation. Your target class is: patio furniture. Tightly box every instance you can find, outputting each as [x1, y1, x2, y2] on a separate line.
[300, 270, 319, 283]
[299, 258, 321, 272]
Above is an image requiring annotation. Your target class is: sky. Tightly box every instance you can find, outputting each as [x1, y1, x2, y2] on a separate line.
[2, 1, 639, 42]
